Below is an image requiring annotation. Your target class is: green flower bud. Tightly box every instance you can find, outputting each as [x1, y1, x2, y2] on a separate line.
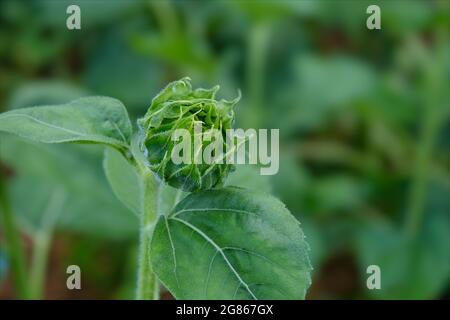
[138, 77, 240, 192]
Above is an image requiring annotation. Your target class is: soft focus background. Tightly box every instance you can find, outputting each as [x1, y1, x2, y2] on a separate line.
[0, 0, 449, 299]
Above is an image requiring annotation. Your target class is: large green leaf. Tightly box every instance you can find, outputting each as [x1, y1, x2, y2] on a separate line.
[150, 187, 312, 299]
[0, 96, 132, 149]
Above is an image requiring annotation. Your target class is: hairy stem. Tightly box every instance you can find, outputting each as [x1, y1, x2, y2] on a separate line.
[135, 168, 159, 300]
[136, 221, 159, 300]
[0, 177, 30, 299]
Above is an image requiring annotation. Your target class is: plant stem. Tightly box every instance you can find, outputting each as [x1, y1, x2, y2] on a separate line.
[405, 102, 441, 237]
[135, 168, 159, 300]
[28, 189, 64, 299]
[136, 221, 158, 300]
[404, 31, 447, 238]
[0, 177, 30, 299]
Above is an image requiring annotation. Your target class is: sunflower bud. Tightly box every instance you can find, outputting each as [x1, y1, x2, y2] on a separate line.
[138, 77, 240, 192]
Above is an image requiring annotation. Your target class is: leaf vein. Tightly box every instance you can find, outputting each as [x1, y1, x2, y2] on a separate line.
[171, 217, 258, 300]
[171, 207, 258, 218]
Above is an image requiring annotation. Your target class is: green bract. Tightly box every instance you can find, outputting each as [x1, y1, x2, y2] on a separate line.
[137, 77, 240, 192]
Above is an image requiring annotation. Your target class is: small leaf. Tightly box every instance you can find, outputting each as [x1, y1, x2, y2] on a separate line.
[150, 187, 312, 299]
[103, 147, 142, 215]
[103, 144, 187, 219]
[0, 96, 132, 149]
[157, 183, 187, 217]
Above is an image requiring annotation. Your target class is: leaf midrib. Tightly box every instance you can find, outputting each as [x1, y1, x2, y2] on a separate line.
[0, 113, 128, 147]
[168, 216, 258, 300]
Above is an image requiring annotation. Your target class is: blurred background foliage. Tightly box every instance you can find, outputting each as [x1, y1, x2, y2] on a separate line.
[0, 0, 449, 299]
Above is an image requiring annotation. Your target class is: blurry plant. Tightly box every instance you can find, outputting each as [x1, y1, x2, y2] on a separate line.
[0, 248, 7, 284]
[0, 176, 28, 298]
[8, 81, 88, 109]
[130, 0, 216, 78]
[0, 78, 312, 300]
[354, 28, 450, 299]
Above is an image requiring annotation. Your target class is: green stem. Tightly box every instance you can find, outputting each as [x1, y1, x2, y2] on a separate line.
[0, 177, 30, 299]
[136, 222, 159, 300]
[135, 168, 159, 300]
[404, 31, 447, 238]
[28, 189, 64, 299]
[405, 103, 440, 237]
